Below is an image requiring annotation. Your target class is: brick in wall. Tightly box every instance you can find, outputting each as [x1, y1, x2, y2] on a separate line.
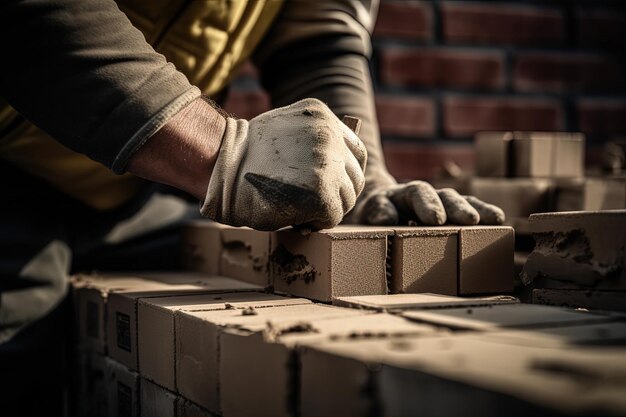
[375, 95, 436, 137]
[577, 7, 626, 49]
[443, 96, 563, 137]
[380, 48, 504, 90]
[382, 142, 475, 180]
[222, 88, 270, 120]
[373, 0, 432, 40]
[577, 99, 626, 135]
[513, 52, 626, 93]
[442, 2, 564, 46]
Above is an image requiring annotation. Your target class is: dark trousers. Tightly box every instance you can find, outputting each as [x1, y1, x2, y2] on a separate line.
[0, 162, 199, 416]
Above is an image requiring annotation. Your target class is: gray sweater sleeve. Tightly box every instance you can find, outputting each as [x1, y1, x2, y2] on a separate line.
[0, 0, 200, 173]
[253, 0, 396, 192]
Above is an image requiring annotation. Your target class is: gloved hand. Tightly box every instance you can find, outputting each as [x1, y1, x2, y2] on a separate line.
[201, 98, 367, 231]
[346, 181, 505, 226]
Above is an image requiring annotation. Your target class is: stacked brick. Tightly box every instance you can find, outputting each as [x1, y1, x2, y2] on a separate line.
[181, 222, 515, 300]
[71, 271, 626, 417]
[522, 210, 626, 312]
[222, 1, 626, 181]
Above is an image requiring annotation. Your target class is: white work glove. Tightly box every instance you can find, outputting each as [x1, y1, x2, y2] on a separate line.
[201, 98, 367, 231]
[346, 181, 505, 226]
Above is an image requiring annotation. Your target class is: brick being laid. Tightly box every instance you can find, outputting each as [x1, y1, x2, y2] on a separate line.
[220, 312, 438, 417]
[270, 226, 390, 302]
[522, 210, 626, 290]
[385, 225, 513, 296]
[175, 303, 365, 415]
[137, 292, 310, 392]
[104, 272, 261, 371]
[387, 226, 459, 295]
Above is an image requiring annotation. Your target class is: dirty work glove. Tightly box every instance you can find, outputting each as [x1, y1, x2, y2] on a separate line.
[349, 181, 505, 226]
[201, 98, 367, 231]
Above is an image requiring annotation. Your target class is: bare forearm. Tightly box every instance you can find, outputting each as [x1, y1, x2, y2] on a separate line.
[127, 98, 226, 200]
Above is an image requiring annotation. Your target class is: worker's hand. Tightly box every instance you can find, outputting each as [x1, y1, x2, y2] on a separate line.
[346, 181, 505, 226]
[201, 98, 367, 231]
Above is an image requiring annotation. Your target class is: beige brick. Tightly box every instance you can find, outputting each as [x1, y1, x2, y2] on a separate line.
[105, 358, 139, 417]
[482, 322, 626, 348]
[221, 313, 433, 417]
[400, 303, 609, 331]
[181, 220, 226, 274]
[138, 293, 310, 391]
[302, 333, 626, 416]
[378, 336, 626, 416]
[523, 210, 626, 289]
[334, 293, 518, 311]
[533, 288, 626, 312]
[459, 226, 514, 294]
[75, 352, 108, 417]
[139, 378, 177, 417]
[72, 274, 183, 354]
[176, 398, 214, 417]
[220, 226, 271, 286]
[389, 227, 458, 295]
[555, 178, 626, 212]
[270, 226, 389, 302]
[175, 304, 361, 414]
[105, 272, 260, 371]
[469, 178, 553, 220]
[475, 131, 584, 178]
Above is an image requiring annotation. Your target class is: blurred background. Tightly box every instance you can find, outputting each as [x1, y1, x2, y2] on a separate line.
[223, 0, 626, 181]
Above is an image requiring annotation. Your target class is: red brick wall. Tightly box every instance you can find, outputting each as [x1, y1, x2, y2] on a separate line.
[223, 0, 626, 180]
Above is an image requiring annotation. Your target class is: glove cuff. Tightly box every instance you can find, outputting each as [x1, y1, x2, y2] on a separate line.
[200, 117, 250, 223]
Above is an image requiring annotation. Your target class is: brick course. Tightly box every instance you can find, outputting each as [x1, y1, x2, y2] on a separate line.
[444, 96, 563, 137]
[442, 2, 564, 46]
[374, 0, 433, 40]
[380, 48, 505, 90]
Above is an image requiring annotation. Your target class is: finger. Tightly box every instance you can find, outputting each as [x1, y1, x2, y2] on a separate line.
[362, 194, 399, 226]
[464, 196, 506, 225]
[437, 188, 479, 225]
[340, 123, 368, 171]
[405, 181, 447, 225]
[343, 151, 366, 199]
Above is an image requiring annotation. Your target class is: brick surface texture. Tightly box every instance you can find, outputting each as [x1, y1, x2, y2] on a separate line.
[221, 0, 626, 180]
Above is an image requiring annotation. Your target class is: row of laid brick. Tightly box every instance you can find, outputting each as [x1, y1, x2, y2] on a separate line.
[182, 223, 515, 301]
[378, 48, 625, 93]
[377, 95, 626, 138]
[75, 356, 211, 417]
[73, 285, 626, 417]
[223, 89, 626, 139]
[373, 1, 625, 49]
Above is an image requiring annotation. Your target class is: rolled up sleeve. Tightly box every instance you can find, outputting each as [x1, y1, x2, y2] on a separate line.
[0, 0, 200, 173]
